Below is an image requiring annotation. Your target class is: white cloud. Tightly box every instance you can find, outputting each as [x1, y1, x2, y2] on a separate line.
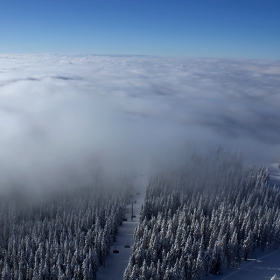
[0, 55, 279, 193]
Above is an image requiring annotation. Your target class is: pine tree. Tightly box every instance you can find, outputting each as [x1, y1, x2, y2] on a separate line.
[1, 261, 11, 280]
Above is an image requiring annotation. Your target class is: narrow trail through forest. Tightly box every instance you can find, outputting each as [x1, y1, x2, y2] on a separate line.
[97, 175, 148, 280]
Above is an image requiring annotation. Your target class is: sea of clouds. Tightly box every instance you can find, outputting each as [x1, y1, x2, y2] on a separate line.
[0, 54, 279, 194]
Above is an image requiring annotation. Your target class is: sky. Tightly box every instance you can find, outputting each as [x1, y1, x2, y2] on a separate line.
[0, 0, 280, 59]
[0, 1, 280, 195]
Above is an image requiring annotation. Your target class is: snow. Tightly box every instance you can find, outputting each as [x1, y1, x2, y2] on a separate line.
[97, 175, 148, 280]
[268, 163, 280, 187]
[201, 162, 280, 280]
[201, 248, 280, 280]
[97, 162, 280, 280]
[224, 249, 280, 280]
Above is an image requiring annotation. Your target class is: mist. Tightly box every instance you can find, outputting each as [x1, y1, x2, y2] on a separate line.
[0, 54, 280, 195]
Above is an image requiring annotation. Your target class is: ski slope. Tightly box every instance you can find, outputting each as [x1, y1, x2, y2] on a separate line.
[97, 175, 148, 280]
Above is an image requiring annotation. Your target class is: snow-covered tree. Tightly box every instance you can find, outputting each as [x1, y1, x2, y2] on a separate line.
[124, 151, 279, 280]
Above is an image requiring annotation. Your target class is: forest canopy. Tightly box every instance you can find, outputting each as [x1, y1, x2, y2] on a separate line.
[124, 149, 279, 280]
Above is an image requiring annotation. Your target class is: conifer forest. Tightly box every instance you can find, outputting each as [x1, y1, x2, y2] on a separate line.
[0, 177, 130, 279]
[124, 150, 280, 280]
[0, 149, 279, 280]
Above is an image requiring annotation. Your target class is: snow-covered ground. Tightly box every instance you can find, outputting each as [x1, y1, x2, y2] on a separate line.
[97, 175, 148, 280]
[220, 248, 280, 280]
[202, 248, 280, 280]
[268, 163, 280, 187]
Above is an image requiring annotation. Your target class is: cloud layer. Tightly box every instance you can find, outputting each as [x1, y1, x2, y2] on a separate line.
[0, 54, 279, 193]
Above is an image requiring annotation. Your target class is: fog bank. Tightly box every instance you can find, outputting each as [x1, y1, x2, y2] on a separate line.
[0, 55, 279, 194]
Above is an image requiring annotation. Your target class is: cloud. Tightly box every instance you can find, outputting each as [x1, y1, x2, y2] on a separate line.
[0, 55, 279, 194]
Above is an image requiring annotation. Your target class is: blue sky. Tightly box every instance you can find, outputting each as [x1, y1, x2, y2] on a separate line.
[0, 0, 279, 59]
